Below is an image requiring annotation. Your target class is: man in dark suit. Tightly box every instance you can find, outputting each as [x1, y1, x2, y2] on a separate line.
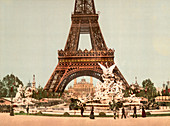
[133, 105, 137, 118]
[121, 106, 126, 119]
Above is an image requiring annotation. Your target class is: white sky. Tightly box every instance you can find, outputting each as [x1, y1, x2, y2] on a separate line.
[0, 0, 170, 88]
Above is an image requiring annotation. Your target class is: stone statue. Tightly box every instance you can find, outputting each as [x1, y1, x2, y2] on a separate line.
[94, 62, 125, 104]
[13, 85, 34, 105]
[13, 84, 23, 103]
[98, 63, 116, 79]
[128, 94, 141, 103]
[25, 87, 33, 98]
[79, 62, 142, 108]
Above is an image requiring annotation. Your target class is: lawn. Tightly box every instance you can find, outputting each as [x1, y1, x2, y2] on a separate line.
[15, 113, 170, 117]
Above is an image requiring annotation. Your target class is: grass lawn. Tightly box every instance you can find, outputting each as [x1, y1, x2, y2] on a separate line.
[15, 113, 170, 117]
[136, 113, 170, 117]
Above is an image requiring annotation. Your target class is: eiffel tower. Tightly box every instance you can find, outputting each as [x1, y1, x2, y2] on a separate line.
[44, 0, 129, 94]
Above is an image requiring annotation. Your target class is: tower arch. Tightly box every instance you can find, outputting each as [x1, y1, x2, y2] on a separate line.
[44, 0, 129, 94]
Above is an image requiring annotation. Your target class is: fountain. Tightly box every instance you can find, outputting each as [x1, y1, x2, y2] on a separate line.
[79, 62, 142, 110]
[13, 84, 35, 105]
[94, 63, 124, 104]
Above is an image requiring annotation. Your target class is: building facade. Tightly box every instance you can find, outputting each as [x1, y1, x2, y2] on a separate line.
[67, 77, 95, 99]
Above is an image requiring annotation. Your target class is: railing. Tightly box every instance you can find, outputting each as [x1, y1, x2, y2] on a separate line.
[58, 49, 114, 57]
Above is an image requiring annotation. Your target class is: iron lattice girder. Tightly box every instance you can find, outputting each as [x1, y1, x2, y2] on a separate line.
[44, 49, 114, 91]
[64, 16, 108, 51]
[64, 12, 107, 51]
[44, 49, 129, 93]
[44, 0, 129, 94]
[56, 66, 129, 93]
[44, 60, 129, 93]
[74, 0, 96, 15]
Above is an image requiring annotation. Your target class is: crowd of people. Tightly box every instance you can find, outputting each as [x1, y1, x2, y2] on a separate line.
[79, 105, 147, 119]
[1, 103, 147, 119]
[114, 105, 146, 119]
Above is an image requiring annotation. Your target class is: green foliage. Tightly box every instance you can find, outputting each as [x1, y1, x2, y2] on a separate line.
[123, 79, 158, 99]
[37, 86, 43, 100]
[146, 112, 151, 115]
[31, 85, 60, 99]
[0, 74, 23, 97]
[142, 79, 157, 101]
[19, 111, 25, 114]
[69, 98, 81, 110]
[15, 112, 170, 117]
[0, 81, 7, 97]
[157, 91, 161, 96]
[123, 88, 130, 97]
[63, 112, 70, 116]
[135, 90, 145, 97]
[32, 90, 36, 99]
[36, 111, 43, 115]
[161, 89, 165, 96]
[165, 85, 169, 96]
[99, 112, 106, 117]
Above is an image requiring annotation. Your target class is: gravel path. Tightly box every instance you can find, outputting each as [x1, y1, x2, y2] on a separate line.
[0, 113, 169, 126]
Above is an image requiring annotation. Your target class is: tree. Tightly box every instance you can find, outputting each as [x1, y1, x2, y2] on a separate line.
[165, 85, 169, 96]
[42, 90, 48, 98]
[32, 90, 37, 99]
[142, 79, 157, 101]
[36, 85, 44, 100]
[157, 91, 160, 96]
[123, 88, 130, 97]
[69, 98, 81, 110]
[161, 89, 165, 96]
[0, 74, 23, 97]
[0, 80, 7, 97]
[30, 85, 59, 99]
[136, 90, 145, 97]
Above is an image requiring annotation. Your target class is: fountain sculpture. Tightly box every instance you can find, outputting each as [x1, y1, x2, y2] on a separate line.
[13, 84, 34, 105]
[94, 63, 125, 104]
[80, 62, 141, 109]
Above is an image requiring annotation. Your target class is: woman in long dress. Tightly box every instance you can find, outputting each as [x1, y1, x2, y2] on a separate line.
[90, 106, 95, 119]
[142, 106, 146, 117]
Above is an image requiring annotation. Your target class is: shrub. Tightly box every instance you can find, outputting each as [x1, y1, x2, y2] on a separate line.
[99, 112, 106, 117]
[37, 111, 43, 115]
[63, 112, 70, 116]
[146, 112, 151, 115]
[19, 111, 25, 114]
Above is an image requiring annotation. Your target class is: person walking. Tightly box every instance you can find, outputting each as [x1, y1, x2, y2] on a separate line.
[113, 107, 116, 119]
[80, 105, 84, 117]
[89, 105, 95, 119]
[26, 105, 29, 115]
[10, 105, 14, 116]
[133, 105, 137, 118]
[121, 106, 126, 119]
[117, 108, 120, 119]
[142, 106, 146, 118]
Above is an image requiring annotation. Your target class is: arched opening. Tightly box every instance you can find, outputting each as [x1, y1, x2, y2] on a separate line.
[65, 76, 99, 99]
[66, 76, 99, 89]
[56, 70, 103, 94]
